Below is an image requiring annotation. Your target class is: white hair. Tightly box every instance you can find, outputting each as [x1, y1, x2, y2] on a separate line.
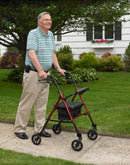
[37, 12, 50, 21]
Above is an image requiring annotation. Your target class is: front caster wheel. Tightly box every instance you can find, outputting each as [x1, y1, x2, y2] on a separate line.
[32, 134, 41, 145]
[87, 129, 98, 140]
[71, 140, 83, 151]
[52, 124, 61, 134]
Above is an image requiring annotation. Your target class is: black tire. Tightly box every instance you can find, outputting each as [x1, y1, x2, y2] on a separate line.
[32, 134, 41, 145]
[87, 129, 98, 140]
[71, 140, 83, 151]
[52, 124, 61, 134]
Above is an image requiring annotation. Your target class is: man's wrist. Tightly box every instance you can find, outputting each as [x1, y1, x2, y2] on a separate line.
[55, 66, 60, 70]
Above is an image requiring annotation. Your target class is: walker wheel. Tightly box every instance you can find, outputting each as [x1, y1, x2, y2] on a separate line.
[32, 134, 41, 145]
[52, 124, 61, 134]
[87, 129, 98, 140]
[71, 140, 83, 151]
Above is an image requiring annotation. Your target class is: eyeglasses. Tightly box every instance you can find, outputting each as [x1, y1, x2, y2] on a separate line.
[43, 19, 52, 22]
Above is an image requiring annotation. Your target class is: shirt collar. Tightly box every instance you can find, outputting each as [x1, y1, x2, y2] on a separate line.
[37, 26, 49, 36]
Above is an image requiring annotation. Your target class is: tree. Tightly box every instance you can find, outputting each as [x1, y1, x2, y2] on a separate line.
[0, 0, 129, 67]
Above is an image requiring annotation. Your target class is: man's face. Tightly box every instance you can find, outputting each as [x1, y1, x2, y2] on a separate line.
[38, 14, 52, 30]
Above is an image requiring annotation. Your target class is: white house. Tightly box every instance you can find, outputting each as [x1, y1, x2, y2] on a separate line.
[55, 14, 130, 60]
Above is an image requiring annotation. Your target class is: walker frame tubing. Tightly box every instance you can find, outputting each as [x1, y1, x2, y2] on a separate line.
[42, 72, 95, 131]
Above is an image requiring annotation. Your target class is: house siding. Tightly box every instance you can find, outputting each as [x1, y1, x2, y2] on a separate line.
[55, 15, 130, 59]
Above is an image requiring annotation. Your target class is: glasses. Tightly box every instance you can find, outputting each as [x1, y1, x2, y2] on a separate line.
[43, 19, 52, 22]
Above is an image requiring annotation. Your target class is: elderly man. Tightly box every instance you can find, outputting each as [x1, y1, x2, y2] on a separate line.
[14, 12, 65, 139]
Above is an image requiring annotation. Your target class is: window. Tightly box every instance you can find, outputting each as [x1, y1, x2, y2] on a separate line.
[57, 35, 62, 41]
[86, 21, 121, 41]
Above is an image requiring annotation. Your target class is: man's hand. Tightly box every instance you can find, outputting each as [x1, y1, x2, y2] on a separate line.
[39, 70, 47, 79]
[57, 67, 66, 76]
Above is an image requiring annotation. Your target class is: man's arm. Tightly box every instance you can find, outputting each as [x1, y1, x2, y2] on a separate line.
[53, 52, 66, 76]
[28, 49, 47, 79]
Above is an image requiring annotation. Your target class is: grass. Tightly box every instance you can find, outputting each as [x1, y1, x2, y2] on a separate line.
[0, 69, 130, 137]
[0, 69, 130, 165]
[0, 148, 91, 165]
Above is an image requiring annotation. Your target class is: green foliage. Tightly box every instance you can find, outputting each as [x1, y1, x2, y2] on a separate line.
[99, 54, 125, 72]
[72, 67, 97, 82]
[6, 68, 24, 83]
[124, 43, 130, 72]
[6, 66, 97, 85]
[58, 45, 72, 54]
[50, 68, 97, 85]
[72, 52, 100, 70]
[56, 45, 73, 70]
[0, 51, 19, 69]
[72, 60, 80, 69]
[79, 52, 87, 59]
[57, 53, 73, 70]
[80, 52, 100, 69]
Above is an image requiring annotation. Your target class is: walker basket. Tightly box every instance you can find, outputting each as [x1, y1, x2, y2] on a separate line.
[57, 101, 83, 120]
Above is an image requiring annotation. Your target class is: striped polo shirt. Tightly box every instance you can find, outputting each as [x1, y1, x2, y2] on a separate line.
[25, 27, 56, 71]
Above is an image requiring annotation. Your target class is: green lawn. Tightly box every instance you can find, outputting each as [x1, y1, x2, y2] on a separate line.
[0, 69, 130, 137]
[0, 148, 90, 165]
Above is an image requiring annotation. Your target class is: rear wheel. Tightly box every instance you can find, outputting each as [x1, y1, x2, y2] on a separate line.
[52, 124, 61, 134]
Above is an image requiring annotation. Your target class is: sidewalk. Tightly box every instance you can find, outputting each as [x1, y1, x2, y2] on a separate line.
[0, 122, 130, 165]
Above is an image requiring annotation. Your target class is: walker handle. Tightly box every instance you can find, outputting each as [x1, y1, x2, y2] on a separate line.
[64, 72, 77, 88]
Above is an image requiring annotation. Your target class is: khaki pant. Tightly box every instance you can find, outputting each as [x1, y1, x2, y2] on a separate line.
[14, 70, 50, 133]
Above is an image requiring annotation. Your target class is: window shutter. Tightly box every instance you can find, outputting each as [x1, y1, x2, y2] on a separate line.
[86, 25, 92, 41]
[115, 21, 121, 40]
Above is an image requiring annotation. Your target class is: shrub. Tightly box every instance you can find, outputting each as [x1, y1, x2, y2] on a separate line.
[0, 51, 19, 69]
[6, 67, 97, 85]
[100, 54, 125, 72]
[79, 52, 95, 59]
[72, 60, 80, 69]
[50, 67, 97, 85]
[72, 67, 97, 82]
[6, 67, 24, 83]
[79, 52, 100, 69]
[56, 45, 73, 70]
[56, 45, 72, 57]
[57, 53, 73, 70]
[79, 52, 87, 59]
[58, 45, 72, 54]
[124, 43, 130, 72]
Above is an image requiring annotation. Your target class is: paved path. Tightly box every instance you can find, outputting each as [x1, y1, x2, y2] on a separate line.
[0, 123, 130, 165]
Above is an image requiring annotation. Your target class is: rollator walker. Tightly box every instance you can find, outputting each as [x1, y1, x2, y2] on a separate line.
[32, 72, 98, 151]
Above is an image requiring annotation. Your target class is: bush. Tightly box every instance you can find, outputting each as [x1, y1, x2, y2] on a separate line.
[124, 43, 130, 72]
[0, 51, 19, 69]
[6, 68, 24, 83]
[99, 54, 125, 72]
[79, 52, 100, 69]
[56, 45, 73, 70]
[72, 67, 97, 82]
[50, 68, 97, 85]
[72, 52, 100, 70]
[57, 53, 73, 70]
[6, 67, 97, 85]
[72, 60, 80, 69]
[79, 52, 87, 59]
[58, 45, 72, 54]
[56, 45, 72, 57]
